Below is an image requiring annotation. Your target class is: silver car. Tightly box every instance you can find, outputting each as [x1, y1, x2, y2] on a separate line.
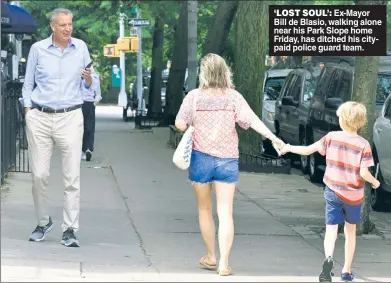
[261, 69, 293, 137]
[372, 94, 391, 211]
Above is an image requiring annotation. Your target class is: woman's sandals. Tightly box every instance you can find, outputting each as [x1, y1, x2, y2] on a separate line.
[217, 266, 232, 276]
[199, 256, 217, 270]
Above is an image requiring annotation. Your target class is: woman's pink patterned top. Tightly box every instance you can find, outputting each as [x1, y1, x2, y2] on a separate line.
[176, 88, 258, 158]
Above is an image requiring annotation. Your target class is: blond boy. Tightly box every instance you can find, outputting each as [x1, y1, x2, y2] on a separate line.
[281, 101, 380, 282]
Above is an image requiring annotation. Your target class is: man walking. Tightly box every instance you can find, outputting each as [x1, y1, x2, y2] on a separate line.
[22, 8, 98, 247]
[82, 74, 102, 161]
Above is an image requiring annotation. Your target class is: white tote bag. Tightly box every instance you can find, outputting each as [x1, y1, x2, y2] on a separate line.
[173, 92, 198, 170]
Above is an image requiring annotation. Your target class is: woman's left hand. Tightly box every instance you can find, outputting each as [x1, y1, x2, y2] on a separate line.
[272, 137, 285, 150]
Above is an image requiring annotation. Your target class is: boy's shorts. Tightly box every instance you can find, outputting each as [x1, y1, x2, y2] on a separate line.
[324, 187, 362, 225]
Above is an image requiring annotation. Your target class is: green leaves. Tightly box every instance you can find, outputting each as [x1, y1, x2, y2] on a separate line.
[99, 1, 112, 10]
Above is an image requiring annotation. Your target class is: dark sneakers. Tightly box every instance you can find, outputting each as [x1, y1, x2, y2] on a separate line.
[29, 217, 54, 242]
[85, 149, 92, 161]
[319, 256, 334, 282]
[61, 228, 80, 247]
[341, 272, 354, 282]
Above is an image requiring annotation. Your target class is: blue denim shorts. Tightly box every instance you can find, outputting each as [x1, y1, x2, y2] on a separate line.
[324, 187, 362, 225]
[189, 150, 239, 184]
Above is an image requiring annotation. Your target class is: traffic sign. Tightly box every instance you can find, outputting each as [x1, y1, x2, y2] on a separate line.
[112, 65, 121, 87]
[104, 44, 116, 57]
[128, 19, 150, 27]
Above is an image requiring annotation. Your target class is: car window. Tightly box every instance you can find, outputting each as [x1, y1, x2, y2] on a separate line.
[303, 77, 317, 102]
[314, 66, 333, 99]
[326, 68, 343, 99]
[290, 75, 302, 102]
[264, 77, 286, 100]
[338, 70, 353, 101]
[281, 74, 296, 98]
[376, 74, 391, 104]
[385, 99, 391, 119]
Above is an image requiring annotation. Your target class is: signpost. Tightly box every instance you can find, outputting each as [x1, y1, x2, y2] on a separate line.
[117, 13, 127, 107]
[128, 13, 150, 111]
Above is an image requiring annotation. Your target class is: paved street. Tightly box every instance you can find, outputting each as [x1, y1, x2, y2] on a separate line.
[1, 105, 391, 282]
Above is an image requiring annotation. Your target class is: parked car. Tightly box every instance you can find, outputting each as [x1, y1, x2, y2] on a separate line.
[305, 58, 391, 182]
[261, 69, 293, 135]
[372, 94, 391, 211]
[274, 67, 322, 172]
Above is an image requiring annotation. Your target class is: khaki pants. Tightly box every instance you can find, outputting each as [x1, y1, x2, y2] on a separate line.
[25, 108, 83, 232]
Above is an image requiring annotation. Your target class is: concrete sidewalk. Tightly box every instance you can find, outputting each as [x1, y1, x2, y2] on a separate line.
[1, 105, 390, 282]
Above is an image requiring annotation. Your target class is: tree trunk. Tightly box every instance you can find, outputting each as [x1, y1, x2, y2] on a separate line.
[388, 4, 391, 51]
[234, 1, 268, 155]
[187, 0, 198, 92]
[164, 2, 188, 123]
[202, 1, 238, 56]
[353, 56, 379, 235]
[353, 0, 386, 235]
[148, 8, 165, 115]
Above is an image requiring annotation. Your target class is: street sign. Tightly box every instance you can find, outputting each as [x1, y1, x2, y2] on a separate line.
[130, 7, 137, 14]
[128, 19, 150, 27]
[112, 65, 121, 87]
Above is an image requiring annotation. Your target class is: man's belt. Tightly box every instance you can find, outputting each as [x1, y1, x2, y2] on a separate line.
[33, 104, 82, 113]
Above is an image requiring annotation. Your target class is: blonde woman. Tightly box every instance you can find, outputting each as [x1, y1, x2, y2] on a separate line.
[175, 53, 284, 276]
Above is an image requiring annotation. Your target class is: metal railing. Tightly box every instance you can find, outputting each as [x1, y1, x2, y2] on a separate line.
[1, 81, 30, 183]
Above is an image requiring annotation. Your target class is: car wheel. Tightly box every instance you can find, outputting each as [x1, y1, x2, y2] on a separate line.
[300, 137, 309, 174]
[371, 162, 391, 212]
[309, 153, 322, 183]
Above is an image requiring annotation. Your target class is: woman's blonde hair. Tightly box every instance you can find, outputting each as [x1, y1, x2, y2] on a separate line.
[336, 101, 367, 131]
[199, 53, 233, 89]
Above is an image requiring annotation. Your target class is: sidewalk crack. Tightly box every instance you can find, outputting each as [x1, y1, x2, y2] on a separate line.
[108, 165, 158, 274]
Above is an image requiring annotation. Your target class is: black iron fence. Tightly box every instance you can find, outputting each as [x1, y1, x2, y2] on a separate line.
[135, 110, 165, 129]
[1, 81, 30, 183]
[168, 126, 291, 174]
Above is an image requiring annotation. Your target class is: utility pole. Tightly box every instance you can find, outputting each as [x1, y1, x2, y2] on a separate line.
[12, 1, 22, 60]
[136, 9, 143, 111]
[118, 12, 127, 107]
[187, 1, 198, 92]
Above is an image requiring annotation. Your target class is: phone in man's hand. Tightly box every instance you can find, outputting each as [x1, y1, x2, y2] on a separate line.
[81, 61, 93, 79]
[85, 61, 93, 69]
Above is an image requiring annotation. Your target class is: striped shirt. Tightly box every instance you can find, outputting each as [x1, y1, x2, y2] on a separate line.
[316, 131, 374, 204]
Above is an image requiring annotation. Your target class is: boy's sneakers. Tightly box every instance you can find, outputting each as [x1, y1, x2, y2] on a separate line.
[81, 152, 86, 160]
[341, 272, 354, 282]
[28, 217, 54, 242]
[85, 149, 92, 161]
[61, 228, 80, 247]
[319, 256, 334, 282]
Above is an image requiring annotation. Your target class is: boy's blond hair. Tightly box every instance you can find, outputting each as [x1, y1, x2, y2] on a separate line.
[199, 53, 233, 89]
[336, 101, 367, 132]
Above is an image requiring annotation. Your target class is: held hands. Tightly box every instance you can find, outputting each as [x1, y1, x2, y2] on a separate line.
[81, 68, 92, 86]
[271, 136, 285, 150]
[372, 179, 380, 189]
[279, 144, 290, 155]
